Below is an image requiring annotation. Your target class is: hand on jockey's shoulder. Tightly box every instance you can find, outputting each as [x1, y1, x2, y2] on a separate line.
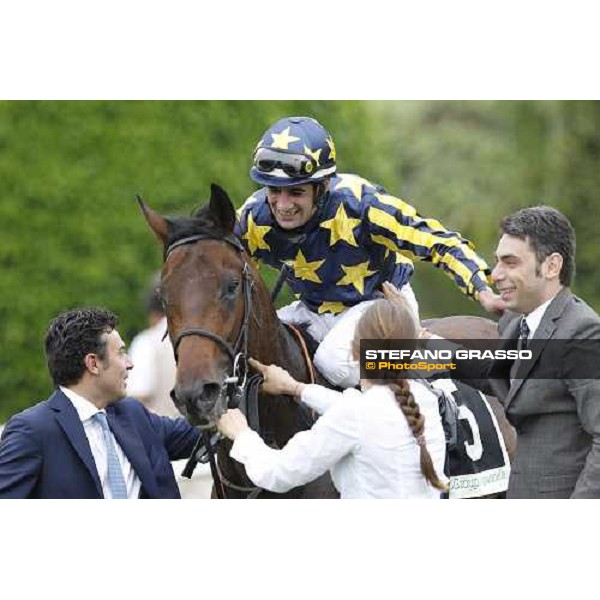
[249, 357, 305, 398]
[217, 408, 249, 440]
[382, 281, 404, 304]
[385, 280, 505, 317]
[477, 287, 507, 316]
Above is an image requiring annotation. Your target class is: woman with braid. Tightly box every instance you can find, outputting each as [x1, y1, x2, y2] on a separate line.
[217, 298, 447, 498]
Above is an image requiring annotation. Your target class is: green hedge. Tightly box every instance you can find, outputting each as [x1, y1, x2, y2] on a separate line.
[0, 101, 384, 420]
[373, 101, 600, 319]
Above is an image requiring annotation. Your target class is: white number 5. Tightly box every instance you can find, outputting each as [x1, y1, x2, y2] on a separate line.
[458, 405, 483, 461]
[431, 379, 483, 462]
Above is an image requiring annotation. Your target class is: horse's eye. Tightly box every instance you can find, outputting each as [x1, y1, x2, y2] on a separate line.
[224, 279, 240, 298]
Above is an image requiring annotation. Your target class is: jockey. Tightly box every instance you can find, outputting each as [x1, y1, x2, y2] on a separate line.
[235, 116, 505, 388]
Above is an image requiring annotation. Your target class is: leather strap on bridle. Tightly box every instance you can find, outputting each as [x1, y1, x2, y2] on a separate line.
[174, 328, 236, 363]
[165, 232, 244, 260]
[203, 430, 226, 499]
[215, 459, 262, 499]
[285, 323, 316, 384]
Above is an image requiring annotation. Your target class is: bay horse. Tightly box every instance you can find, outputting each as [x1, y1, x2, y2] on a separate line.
[139, 183, 515, 498]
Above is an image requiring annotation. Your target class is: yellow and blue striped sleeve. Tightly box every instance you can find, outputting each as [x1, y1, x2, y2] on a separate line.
[366, 192, 492, 298]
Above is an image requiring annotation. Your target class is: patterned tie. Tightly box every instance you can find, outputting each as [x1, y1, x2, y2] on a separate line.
[510, 317, 531, 381]
[518, 317, 530, 351]
[93, 412, 128, 499]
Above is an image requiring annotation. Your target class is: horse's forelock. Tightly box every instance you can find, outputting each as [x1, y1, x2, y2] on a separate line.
[165, 203, 229, 249]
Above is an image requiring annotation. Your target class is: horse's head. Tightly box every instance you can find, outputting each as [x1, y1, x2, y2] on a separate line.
[138, 184, 251, 428]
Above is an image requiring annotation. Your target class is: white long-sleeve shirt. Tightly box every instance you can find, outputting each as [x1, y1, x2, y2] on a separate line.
[230, 382, 447, 499]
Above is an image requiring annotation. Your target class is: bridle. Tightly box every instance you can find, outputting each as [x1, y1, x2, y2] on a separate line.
[166, 232, 252, 368]
[164, 232, 263, 498]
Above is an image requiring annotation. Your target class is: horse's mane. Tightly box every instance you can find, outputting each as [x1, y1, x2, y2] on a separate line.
[165, 204, 231, 247]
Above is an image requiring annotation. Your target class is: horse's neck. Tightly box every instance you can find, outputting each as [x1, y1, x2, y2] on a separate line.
[247, 299, 311, 384]
[243, 312, 312, 444]
[274, 321, 314, 383]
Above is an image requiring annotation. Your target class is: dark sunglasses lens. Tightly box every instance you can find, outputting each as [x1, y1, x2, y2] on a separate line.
[256, 159, 277, 172]
[282, 163, 302, 176]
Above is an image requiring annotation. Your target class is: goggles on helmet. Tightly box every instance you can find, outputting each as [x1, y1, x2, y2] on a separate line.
[253, 147, 317, 179]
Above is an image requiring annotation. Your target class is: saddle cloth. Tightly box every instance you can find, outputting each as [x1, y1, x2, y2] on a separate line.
[429, 378, 511, 498]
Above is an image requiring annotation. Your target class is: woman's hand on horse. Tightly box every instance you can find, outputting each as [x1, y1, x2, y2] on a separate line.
[217, 409, 249, 440]
[249, 358, 305, 398]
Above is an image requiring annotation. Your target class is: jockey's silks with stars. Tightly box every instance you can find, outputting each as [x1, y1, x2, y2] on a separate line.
[236, 173, 492, 315]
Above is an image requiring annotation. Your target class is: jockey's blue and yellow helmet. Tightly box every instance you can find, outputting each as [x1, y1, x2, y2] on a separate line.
[250, 116, 337, 187]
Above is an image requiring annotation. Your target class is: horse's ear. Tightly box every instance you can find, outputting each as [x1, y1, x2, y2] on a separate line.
[137, 194, 168, 245]
[209, 183, 236, 233]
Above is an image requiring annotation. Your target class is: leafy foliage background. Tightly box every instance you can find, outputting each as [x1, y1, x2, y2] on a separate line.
[1, 101, 598, 420]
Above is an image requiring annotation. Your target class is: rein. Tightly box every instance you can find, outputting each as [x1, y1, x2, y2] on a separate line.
[285, 323, 316, 384]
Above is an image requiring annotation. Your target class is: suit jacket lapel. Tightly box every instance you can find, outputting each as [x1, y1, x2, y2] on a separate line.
[506, 288, 570, 407]
[107, 406, 159, 498]
[50, 389, 103, 497]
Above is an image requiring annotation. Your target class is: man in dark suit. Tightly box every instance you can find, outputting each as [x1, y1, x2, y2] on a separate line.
[0, 307, 200, 499]
[450, 206, 600, 498]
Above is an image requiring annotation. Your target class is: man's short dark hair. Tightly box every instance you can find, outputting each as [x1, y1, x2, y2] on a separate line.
[500, 205, 576, 286]
[45, 308, 118, 387]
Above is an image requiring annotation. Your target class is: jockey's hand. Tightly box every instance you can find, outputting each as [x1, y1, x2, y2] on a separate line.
[249, 358, 305, 398]
[217, 409, 249, 440]
[477, 288, 507, 316]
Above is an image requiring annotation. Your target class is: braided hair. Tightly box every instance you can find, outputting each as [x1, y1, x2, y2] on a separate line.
[352, 298, 447, 492]
[388, 378, 447, 491]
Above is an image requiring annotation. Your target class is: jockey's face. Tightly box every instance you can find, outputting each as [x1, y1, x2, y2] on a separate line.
[492, 234, 561, 315]
[266, 184, 317, 229]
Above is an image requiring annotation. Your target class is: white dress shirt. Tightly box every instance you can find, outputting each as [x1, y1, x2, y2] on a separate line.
[230, 382, 447, 499]
[523, 295, 555, 339]
[60, 387, 142, 499]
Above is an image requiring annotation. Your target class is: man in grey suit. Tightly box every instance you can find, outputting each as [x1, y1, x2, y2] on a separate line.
[450, 206, 600, 498]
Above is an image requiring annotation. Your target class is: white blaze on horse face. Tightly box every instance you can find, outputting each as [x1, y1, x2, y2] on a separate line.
[266, 185, 317, 229]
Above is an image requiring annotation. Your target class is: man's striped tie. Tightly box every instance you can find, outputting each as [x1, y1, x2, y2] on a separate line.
[93, 412, 128, 499]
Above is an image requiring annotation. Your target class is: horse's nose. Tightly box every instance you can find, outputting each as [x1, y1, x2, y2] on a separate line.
[173, 381, 223, 424]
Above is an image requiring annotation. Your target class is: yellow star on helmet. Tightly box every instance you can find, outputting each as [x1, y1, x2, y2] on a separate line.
[320, 203, 362, 247]
[326, 136, 336, 162]
[334, 174, 373, 202]
[318, 301, 347, 315]
[270, 126, 300, 150]
[336, 261, 377, 295]
[243, 213, 271, 254]
[286, 249, 325, 284]
[304, 145, 322, 165]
